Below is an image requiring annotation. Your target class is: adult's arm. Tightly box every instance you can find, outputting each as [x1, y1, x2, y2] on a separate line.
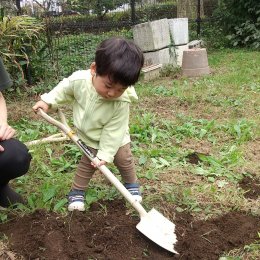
[0, 92, 7, 125]
[0, 92, 16, 151]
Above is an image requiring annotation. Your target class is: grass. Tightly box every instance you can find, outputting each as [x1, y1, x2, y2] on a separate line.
[2, 47, 260, 258]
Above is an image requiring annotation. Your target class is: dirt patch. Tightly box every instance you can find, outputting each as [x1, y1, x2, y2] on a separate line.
[241, 139, 260, 176]
[138, 96, 231, 121]
[180, 139, 213, 155]
[239, 176, 260, 199]
[0, 200, 259, 260]
[243, 139, 260, 163]
[186, 152, 203, 165]
[7, 98, 38, 122]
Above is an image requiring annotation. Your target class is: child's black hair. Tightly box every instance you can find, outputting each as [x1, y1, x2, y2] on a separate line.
[95, 37, 144, 86]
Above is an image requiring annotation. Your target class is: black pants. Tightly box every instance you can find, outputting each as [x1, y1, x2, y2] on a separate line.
[0, 138, 32, 186]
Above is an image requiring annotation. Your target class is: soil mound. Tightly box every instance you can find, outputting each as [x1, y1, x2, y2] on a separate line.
[0, 200, 259, 260]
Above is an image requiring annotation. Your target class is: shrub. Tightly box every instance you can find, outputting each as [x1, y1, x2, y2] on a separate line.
[0, 15, 44, 86]
[214, 0, 260, 49]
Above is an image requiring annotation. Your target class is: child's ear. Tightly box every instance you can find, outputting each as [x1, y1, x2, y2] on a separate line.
[90, 62, 96, 76]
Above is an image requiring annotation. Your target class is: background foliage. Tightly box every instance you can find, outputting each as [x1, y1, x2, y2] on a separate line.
[214, 0, 260, 49]
[1, 0, 259, 90]
[0, 15, 44, 85]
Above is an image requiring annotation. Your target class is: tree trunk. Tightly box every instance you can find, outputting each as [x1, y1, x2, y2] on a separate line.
[15, 0, 22, 15]
[177, 0, 204, 19]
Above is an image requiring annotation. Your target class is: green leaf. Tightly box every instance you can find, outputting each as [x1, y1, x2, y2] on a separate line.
[138, 155, 147, 165]
[208, 177, 215, 182]
[54, 198, 67, 211]
[217, 180, 228, 188]
[159, 157, 170, 166]
[43, 186, 57, 202]
[27, 194, 36, 209]
[234, 124, 241, 137]
[46, 147, 53, 157]
[0, 213, 8, 222]
[145, 171, 158, 180]
[176, 207, 184, 212]
[199, 128, 207, 138]
[151, 132, 157, 143]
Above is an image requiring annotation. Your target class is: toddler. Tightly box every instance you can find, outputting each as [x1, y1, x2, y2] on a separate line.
[33, 37, 144, 211]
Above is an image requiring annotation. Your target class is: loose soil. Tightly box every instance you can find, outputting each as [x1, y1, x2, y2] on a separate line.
[0, 200, 260, 260]
[239, 175, 260, 199]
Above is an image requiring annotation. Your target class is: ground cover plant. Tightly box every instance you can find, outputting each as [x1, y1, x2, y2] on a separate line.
[0, 45, 259, 259]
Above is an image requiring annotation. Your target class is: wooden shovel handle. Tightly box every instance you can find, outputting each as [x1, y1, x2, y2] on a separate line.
[37, 108, 148, 217]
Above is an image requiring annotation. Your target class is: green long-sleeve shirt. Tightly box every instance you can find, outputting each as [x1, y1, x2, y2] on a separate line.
[41, 69, 138, 163]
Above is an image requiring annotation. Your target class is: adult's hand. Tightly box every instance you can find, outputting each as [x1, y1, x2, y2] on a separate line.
[0, 123, 16, 152]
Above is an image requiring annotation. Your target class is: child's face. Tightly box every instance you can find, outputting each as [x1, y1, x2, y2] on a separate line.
[90, 63, 127, 99]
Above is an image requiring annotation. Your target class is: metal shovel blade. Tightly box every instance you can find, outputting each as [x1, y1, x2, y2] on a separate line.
[136, 208, 178, 254]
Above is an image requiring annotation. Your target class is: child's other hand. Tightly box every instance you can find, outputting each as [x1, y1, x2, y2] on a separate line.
[91, 157, 106, 168]
[33, 100, 49, 113]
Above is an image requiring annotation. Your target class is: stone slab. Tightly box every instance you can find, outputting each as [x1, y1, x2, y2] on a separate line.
[168, 18, 189, 45]
[143, 47, 177, 67]
[174, 44, 189, 66]
[133, 18, 171, 52]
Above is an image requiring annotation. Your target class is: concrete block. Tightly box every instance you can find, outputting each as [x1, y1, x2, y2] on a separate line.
[144, 47, 177, 67]
[133, 19, 171, 52]
[168, 18, 189, 45]
[188, 40, 202, 49]
[174, 44, 189, 66]
[141, 64, 162, 81]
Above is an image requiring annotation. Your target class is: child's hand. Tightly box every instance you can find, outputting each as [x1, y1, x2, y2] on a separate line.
[33, 100, 49, 113]
[91, 157, 107, 168]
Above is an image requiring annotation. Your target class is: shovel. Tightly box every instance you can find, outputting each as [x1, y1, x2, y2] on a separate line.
[37, 108, 178, 254]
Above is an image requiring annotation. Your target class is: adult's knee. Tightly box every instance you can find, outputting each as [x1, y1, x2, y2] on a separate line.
[0, 139, 32, 177]
[13, 143, 32, 176]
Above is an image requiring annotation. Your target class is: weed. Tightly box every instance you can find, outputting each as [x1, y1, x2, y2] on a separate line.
[159, 64, 181, 78]
[15, 118, 58, 143]
[220, 119, 255, 143]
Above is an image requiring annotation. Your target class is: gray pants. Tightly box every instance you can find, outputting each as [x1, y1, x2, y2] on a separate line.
[72, 143, 137, 190]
